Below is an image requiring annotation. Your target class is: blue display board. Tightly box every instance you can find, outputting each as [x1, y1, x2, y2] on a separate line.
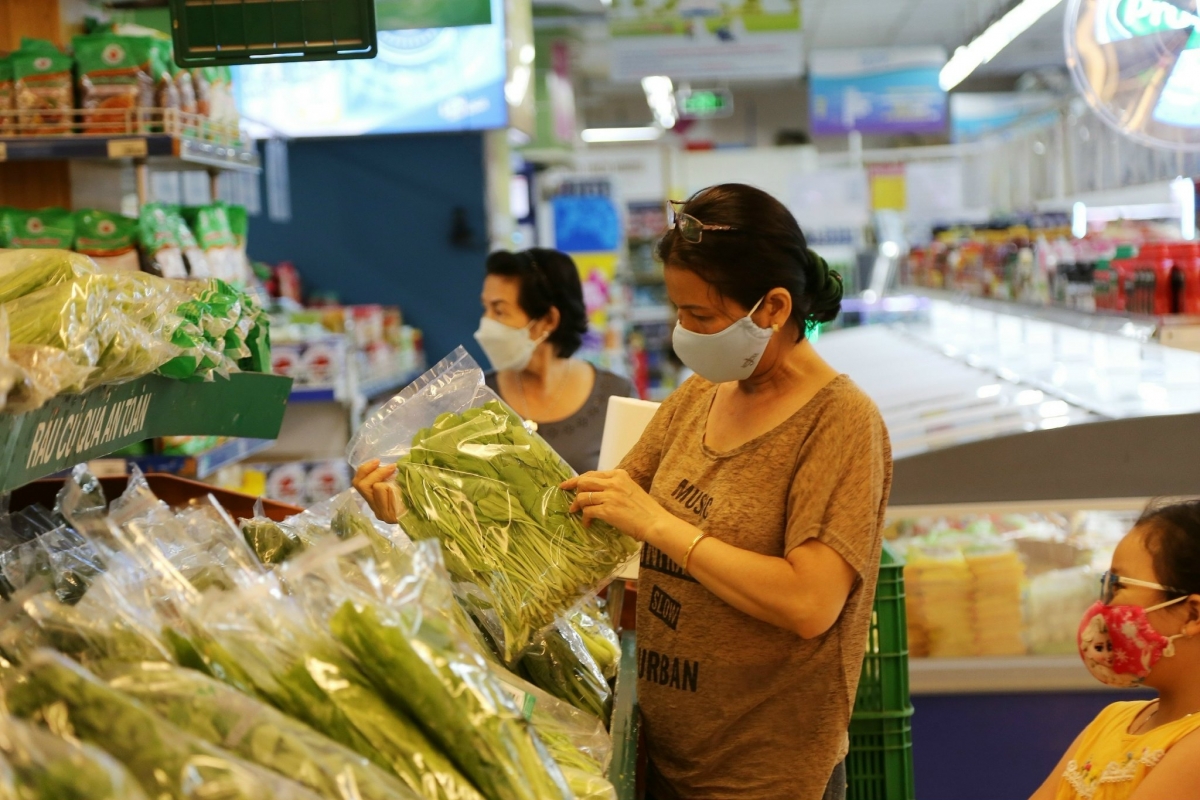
[234, 0, 507, 137]
[809, 48, 947, 137]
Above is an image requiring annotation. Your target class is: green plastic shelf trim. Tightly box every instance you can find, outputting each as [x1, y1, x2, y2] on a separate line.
[609, 631, 640, 800]
[170, 0, 377, 67]
[0, 373, 293, 494]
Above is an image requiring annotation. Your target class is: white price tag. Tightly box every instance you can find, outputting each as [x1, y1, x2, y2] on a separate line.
[107, 138, 148, 158]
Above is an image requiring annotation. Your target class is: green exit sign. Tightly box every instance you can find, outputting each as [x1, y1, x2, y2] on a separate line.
[677, 89, 734, 119]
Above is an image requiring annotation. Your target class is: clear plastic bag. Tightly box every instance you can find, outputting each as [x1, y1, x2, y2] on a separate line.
[346, 347, 638, 663]
[0, 712, 149, 800]
[4, 650, 326, 800]
[518, 619, 612, 721]
[0, 249, 97, 305]
[491, 667, 612, 776]
[570, 600, 621, 681]
[241, 499, 307, 565]
[282, 537, 572, 800]
[102, 661, 424, 800]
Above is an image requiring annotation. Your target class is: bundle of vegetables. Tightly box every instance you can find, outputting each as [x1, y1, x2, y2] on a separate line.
[103, 661, 425, 800]
[241, 514, 306, 565]
[0, 712, 148, 800]
[5, 273, 181, 392]
[4, 651, 326, 800]
[0, 249, 96, 305]
[349, 349, 636, 664]
[518, 620, 612, 721]
[172, 571, 482, 800]
[321, 540, 573, 800]
[569, 601, 622, 681]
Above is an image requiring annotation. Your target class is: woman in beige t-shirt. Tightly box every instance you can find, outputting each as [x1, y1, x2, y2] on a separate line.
[563, 184, 893, 800]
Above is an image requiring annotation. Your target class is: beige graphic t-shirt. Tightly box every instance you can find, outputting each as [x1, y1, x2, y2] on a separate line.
[619, 374, 893, 800]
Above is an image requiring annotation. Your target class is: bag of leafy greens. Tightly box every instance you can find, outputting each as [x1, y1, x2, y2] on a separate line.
[0, 712, 149, 800]
[288, 537, 573, 800]
[346, 347, 638, 664]
[4, 651, 326, 800]
[0, 249, 96, 304]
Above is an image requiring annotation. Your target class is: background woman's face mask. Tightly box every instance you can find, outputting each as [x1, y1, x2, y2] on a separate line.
[671, 298, 774, 384]
[474, 316, 547, 372]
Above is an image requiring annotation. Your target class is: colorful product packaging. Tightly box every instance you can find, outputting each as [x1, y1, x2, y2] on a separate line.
[73, 35, 159, 135]
[0, 55, 14, 135]
[73, 209, 140, 273]
[182, 203, 239, 282]
[0, 208, 75, 249]
[137, 202, 188, 278]
[12, 39, 74, 135]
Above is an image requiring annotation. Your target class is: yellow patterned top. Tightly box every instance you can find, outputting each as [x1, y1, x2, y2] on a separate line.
[1056, 701, 1200, 800]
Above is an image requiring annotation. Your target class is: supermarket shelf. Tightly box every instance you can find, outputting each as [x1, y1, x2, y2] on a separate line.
[609, 632, 639, 800]
[626, 304, 674, 324]
[909, 655, 1144, 695]
[0, 372, 292, 494]
[288, 386, 341, 404]
[898, 286, 1200, 342]
[0, 133, 260, 172]
[88, 438, 276, 481]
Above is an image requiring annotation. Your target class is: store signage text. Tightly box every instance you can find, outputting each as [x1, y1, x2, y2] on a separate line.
[25, 392, 152, 470]
[1107, 0, 1200, 44]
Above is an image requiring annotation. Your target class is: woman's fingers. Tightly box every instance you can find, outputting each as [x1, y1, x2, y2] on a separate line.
[371, 482, 404, 523]
[354, 459, 381, 482]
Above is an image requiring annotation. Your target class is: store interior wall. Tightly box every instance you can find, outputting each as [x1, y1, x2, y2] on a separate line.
[247, 134, 491, 364]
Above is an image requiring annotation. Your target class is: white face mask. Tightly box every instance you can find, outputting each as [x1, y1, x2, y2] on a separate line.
[671, 298, 774, 384]
[474, 316, 548, 372]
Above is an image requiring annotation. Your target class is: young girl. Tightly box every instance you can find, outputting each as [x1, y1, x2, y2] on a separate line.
[1031, 500, 1200, 800]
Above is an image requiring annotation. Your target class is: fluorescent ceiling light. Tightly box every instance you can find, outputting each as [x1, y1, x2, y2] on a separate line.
[939, 0, 1064, 91]
[641, 75, 677, 129]
[581, 126, 663, 143]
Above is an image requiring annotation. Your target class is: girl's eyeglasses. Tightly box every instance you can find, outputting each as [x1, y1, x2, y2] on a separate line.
[1100, 570, 1183, 604]
[669, 200, 736, 243]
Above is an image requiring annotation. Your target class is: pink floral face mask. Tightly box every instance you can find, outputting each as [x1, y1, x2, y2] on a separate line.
[1077, 593, 1188, 688]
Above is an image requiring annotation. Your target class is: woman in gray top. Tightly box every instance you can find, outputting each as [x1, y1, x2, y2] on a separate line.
[474, 248, 635, 474]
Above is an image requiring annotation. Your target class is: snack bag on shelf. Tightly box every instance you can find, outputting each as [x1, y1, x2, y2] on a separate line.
[0, 712, 149, 800]
[0, 248, 96, 304]
[192, 67, 212, 118]
[0, 55, 14, 135]
[12, 39, 74, 135]
[347, 347, 640, 664]
[73, 34, 157, 135]
[173, 207, 212, 278]
[182, 203, 239, 282]
[137, 203, 187, 278]
[73, 209, 140, 273]
[0, 208, 75, 250]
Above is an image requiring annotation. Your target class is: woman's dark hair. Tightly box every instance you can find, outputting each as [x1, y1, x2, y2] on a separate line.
[655, 183, 842, 339]
[485, 248, 588, 358]
[1137, 499, 1200, 599]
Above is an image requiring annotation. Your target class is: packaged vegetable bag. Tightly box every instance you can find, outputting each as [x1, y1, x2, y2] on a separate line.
[0, 712, 149, 800]
[182, 204, 239, 282]
[137, 203, 187, 278]
[73, 34, 157, 135]
[0, 56, 14, 135]
[0, 248, 96, 304]
[73, 209, 140, 272]
[0, 208, 75, 250]
[347, 347, 639, 663]
[4, 651, 326, 800]
[12, 39, 74, 135]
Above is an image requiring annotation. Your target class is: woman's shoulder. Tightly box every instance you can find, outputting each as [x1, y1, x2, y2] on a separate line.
[814, 375, 884, 428]
[591, 367, 635, 400]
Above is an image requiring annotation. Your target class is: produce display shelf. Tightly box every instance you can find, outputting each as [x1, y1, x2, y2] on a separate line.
[0, 133, 259, 172]
[609, 631, 640, 800]
[88, 437, 276, 481]
[0, 372, 292, 495]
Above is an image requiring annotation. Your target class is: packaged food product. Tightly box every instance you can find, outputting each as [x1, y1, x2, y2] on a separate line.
[173, 208, 211, 278]
[0, 248, 96, 304]
[12, 39, 74, 135]
[182, 203, 239, 281]
[73, 35, 157, 135]
[137, 203, 187, 278]
[225, 202, 251, 283]
[0, 55, 14, 135]
[192, 67, 212, 117]
[73, 209, 140, 273]
[0, 208, 76, 249]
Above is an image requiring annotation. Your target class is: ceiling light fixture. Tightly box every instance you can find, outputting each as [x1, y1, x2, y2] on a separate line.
[641, 75, 677, 129]
[939, 0, 1064, 91]
[581, 126, 664, 143]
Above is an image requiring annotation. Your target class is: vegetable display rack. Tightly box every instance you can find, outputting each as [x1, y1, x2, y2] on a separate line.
[0, 372, 293, 495]
[169, 0, 378, 67]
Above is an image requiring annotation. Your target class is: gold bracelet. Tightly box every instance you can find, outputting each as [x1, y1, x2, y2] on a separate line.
[681, 532, 711, 574]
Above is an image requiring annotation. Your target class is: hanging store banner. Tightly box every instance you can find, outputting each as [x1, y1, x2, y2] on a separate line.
[607, 0, 803, 83]
[375, 0, 491, 30]
[950, 92, 1059, 142]
[808, 47, 947, 136]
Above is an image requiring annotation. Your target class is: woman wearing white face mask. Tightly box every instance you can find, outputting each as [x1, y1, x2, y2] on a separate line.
[561, 184, 892, 800]
[1030, 500, 1200, 800]
[474, 248, 634, 474]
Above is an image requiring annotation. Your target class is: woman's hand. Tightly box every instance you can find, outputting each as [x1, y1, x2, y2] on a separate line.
[561, 469, 669, 542]
[352, 459, 403, 524]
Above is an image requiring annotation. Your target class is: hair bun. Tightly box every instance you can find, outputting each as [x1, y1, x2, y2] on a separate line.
[804, 249, 843, 325]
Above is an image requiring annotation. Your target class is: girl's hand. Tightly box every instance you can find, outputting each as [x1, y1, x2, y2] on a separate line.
[352, 459, 403, 524]
[561, 469, 668, 542]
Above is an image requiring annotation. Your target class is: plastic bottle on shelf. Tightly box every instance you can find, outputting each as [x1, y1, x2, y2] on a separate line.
[1135, 243, 1175, 316]
[1109, 244, 1139, 313]
[1170, 241, 1200, 315]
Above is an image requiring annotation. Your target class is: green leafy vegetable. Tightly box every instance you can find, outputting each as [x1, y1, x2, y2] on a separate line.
[518, 622, 612, 721]
[0, 713, 148, 800]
